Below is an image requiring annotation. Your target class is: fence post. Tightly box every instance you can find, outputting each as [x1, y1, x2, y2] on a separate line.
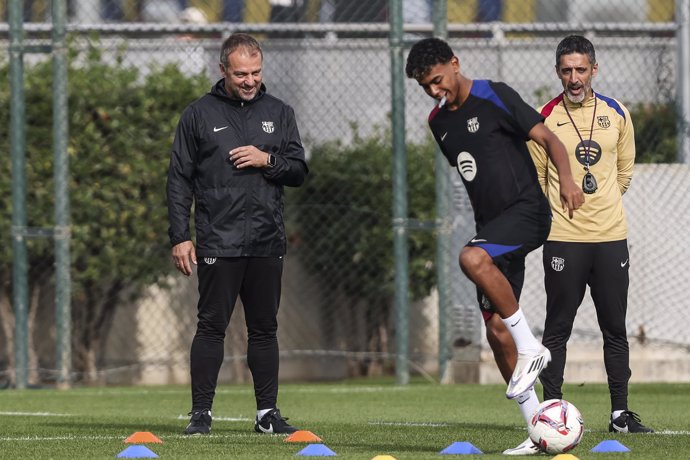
[390, 0, 409, 385]
[678, 0, 690, 163]
[432, 0, 453, 384]
[53, 0, 72, 389]
[9, 0, 29, 391]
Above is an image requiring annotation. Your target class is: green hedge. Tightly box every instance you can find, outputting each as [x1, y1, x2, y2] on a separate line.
[0, 43, 209, 380]
[288, 129, 438, 306]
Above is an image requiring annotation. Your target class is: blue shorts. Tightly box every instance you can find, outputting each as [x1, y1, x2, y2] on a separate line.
[467, 202, 551, 321]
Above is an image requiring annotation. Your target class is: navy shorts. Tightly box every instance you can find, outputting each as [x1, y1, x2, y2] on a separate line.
[467, 201, 551, 321]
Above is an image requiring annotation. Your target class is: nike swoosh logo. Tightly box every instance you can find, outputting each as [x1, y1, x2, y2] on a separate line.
[258, 423, 273, 433]
[441, 132, 448, 141]
[510, 318, 521, 327]
[611, 423, 629, 433]
[556, 121, 569, 127]
[621, 259, 629, 268]
[470, 238, 487, 243]
[213, 126, 229, 132]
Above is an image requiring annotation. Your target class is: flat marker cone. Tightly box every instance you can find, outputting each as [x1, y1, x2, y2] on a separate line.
[116, 445, 159, 458]
[552, 454, 580, 460]
[591, 440, 631, 452]
[285, 430, 322, 443]
[124, 432, 163, 444]
[371, 456, 397, 460]
[296, 443, 337, 456]
[439, 441, 483, 454]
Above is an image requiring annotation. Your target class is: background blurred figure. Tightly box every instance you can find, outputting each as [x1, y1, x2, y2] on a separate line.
[179, 6, 207, 23]
[222, 0, 244, 22]
[141, 0, 183, 22]
[477, 0, 502, 22]
[270, 0, 306, 22]
[101, 0, 123, 21]
[403, 0, 431, 23]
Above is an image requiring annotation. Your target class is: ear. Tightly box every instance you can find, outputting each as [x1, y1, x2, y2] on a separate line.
[591, 63, 599, 78]
[219, 63, 226, 75]
[450, 56, 460, 73]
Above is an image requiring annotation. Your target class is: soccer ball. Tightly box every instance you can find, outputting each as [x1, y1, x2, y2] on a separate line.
[528, 399, 584, 454]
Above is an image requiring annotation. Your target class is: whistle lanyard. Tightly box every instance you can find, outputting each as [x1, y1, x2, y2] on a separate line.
[562, 93, 597, 173]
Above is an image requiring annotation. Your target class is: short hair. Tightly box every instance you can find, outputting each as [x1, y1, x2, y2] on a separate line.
[220, 33, 263, 67]
[405, 37, 454, 80]
[555, 35, 596, 67]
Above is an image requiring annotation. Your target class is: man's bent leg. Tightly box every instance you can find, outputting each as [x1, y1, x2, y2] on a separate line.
[460, 247, 548, 398]
[485, 313, 517, 382]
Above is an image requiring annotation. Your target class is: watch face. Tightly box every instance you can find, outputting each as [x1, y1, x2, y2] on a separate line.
[269, 155, 276, 167]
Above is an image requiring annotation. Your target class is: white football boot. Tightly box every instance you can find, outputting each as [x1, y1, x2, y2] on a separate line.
[506, 346, 551, 399]
[502, 437, 542, 456]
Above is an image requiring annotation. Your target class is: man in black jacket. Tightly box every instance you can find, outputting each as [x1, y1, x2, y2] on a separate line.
[167, 33, 308, 435]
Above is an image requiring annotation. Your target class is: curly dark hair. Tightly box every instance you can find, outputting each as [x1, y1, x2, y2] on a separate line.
[405, 37, 454, 80]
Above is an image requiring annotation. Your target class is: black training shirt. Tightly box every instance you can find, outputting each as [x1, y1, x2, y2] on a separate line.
[429, 80, 546, 226]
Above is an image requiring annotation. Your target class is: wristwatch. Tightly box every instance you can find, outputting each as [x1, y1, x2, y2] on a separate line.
[267, 154, 276, 168]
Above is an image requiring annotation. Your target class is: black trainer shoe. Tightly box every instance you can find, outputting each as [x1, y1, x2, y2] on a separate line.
[185, 409, 212, 435]
[609, 410, 654, 433]
[254, 408, 298, 434]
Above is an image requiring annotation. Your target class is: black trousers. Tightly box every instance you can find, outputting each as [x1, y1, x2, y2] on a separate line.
[540, 240, 632, 411]
[191, 256, 283, 411]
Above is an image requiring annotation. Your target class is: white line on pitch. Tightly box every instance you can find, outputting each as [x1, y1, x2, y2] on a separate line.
[0, 411, 72, 417]
[0, 433, 274, 442]
[176, 415, 252, 422]
[368, 421, 450, 427]
[0, 435, 120, 442]
[656, 430, 690, 435]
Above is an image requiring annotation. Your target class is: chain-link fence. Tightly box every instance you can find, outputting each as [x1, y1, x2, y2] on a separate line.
[1, 0, 689, 387]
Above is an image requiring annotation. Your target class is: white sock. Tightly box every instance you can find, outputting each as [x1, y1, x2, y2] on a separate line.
[501, 308, 541, 355]
[257, 408, 272, 420]
[515, 388, 540, 425]
[612, 410, 624, 419]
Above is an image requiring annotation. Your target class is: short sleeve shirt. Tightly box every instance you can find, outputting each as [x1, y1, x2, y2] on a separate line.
[429, 80, 546, 226]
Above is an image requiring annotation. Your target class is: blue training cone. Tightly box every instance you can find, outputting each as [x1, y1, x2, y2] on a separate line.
[296, 443, 337, 456]
[440, 441, 483, 454]
[116, 445, 159, 458]
[591, 440, 631, 452]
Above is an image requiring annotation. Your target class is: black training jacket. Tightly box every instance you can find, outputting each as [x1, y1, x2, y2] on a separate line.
[166, 79, 308, 257]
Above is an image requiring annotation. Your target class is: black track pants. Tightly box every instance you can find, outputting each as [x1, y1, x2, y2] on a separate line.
[190, 256, 283, 411]
[540, 240, 632, 411]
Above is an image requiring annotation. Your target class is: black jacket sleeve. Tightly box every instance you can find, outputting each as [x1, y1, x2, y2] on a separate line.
[262, 104, 308, 187]
[166, 106, 197, 247]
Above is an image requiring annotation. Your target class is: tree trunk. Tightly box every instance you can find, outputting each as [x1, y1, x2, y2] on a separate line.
[0, 286, 15, 386]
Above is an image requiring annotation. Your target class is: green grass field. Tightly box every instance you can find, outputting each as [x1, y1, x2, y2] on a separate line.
[0, 379, 687, 459]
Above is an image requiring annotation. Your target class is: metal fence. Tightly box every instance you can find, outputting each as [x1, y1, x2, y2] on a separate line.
[1, 0, 689, 387]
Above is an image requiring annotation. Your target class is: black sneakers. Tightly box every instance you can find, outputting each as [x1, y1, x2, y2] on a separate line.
[609, 410, 654, 433]
[254, 408, 298, 434]
[184, 409, 212, 435]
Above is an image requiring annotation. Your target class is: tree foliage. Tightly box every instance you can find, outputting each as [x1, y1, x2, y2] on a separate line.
[287, 128, 438, 362]
[0, 42, 209, 382]
[629, 102, 679, 163]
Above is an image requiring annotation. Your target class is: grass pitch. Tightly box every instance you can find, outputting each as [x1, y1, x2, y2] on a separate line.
[0, 379, 687, 459]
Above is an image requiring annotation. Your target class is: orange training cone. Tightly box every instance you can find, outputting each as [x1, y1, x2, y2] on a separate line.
[284, 430, 322, 443]
[124, 432, 163, 444]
